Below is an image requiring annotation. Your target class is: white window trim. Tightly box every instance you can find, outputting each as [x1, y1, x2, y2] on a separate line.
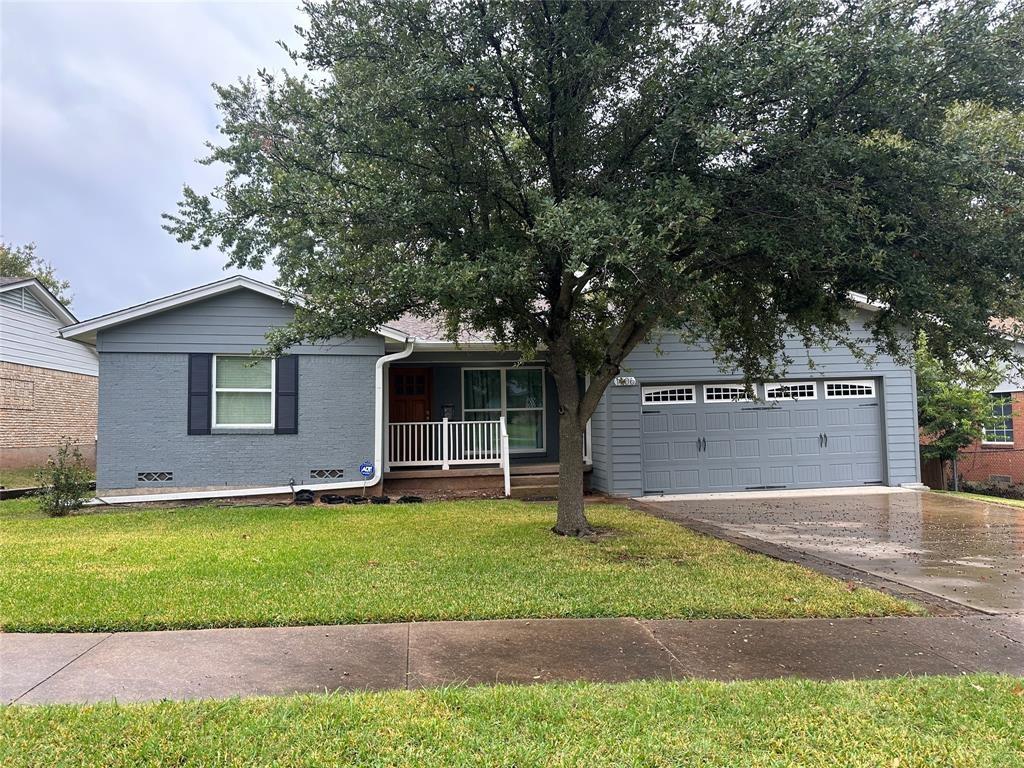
[212, 354, 276, 429]
[642, 384, 696, 405]
[824, 379, 876, 399]
[702, 383, 753, 403]
[983, 395, 1014, 445]
[461, 366, 546, 453]
[765, 381, 818, 401]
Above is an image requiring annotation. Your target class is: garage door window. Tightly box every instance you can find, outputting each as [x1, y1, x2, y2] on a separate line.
[765, 382, 817, 401]
[703, 384, 752, 402]
[825, 380, 876, 399]
[642, 385, 695, 404]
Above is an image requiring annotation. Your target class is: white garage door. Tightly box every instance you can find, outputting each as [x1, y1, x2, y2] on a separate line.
[640, 379, 884, 494]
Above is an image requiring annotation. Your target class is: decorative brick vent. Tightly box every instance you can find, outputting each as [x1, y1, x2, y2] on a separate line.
[137, 472, 173, 482]
[310, 469, 345, 480]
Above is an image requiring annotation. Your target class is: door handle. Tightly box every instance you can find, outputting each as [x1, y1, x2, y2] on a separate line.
[824, 433, 828, 447]
[696, 438, 701, 452]
[701, 437, 707, 452]
[818, 433, 823, 447]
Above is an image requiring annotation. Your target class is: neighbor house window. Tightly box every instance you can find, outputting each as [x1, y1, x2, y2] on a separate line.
[463, 367, 545, 451]
[984, 394, 1014, 445]
[213, 355, 275, 428]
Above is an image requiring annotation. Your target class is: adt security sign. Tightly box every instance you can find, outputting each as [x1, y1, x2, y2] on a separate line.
[359, 461, 375, 479]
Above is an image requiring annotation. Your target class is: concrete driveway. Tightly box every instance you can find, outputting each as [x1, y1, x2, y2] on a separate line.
[639, 489, 1024, 615]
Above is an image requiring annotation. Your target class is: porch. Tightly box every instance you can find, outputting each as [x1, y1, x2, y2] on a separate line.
[382, 357, 591, 497]
[383, 462, 593, 499]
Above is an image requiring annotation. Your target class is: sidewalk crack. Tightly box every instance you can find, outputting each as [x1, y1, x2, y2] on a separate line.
[633, 617, 685, 679]
[12, 632, 113, 704]
[404, 623, 411, 690]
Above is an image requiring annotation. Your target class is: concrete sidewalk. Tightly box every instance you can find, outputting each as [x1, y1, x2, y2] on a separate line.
[3, 615, 1023, 705]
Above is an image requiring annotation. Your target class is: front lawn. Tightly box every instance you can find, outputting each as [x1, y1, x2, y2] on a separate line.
[2, 677, 1022, 767]
[0, 498, 916, 632]
[937, 490, 1024, 510]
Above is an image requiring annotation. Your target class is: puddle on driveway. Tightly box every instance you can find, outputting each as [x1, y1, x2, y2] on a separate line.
[664, 492, 1024, 614]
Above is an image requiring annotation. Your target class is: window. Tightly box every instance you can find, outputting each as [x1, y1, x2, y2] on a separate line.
[765, 382, 817, 401]
[213, 355, 275, 428]
[984, 394, 1014, 445]
[703, 384, 752, 402]
[825, 380, 876, 399]
[463, 367, 545, 451]
[642, 385, 695, 404]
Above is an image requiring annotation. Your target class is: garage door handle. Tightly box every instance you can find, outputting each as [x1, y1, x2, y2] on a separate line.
[701, 437, 706, 451]
[818, 433, 823, 447]
[824, 433, 828, 447]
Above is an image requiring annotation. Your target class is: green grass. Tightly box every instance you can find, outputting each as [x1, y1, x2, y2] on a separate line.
[2, 677, 1022, 767]
[0, 466, 94, 490]
[0, 467, 45, 490]
[936, 490, 1024, 509]
[0, 498, 916, 632]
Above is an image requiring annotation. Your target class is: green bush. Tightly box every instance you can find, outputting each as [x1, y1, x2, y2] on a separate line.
[35, 438, 92, 517]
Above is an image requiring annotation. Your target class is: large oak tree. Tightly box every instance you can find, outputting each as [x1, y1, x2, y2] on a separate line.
[167, 0, 1024, 535]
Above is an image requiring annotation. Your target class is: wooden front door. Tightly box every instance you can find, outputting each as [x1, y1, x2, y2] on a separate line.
[389, 368, 432, 422]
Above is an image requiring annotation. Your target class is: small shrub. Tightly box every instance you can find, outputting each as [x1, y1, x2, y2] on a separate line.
[35, 437, 92, 517]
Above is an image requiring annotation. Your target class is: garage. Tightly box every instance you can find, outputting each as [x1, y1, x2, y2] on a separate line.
[640, 379, 884, 494]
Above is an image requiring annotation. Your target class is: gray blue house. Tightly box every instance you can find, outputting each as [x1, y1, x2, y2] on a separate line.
[60, 275, 922, 502]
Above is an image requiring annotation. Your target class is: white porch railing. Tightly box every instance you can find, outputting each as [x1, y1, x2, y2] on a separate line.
[388, 418, 510, 494]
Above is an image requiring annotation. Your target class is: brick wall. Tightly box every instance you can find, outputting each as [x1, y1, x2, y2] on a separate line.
[0, 361, 97, 468]
[957, 391, 1024, 486]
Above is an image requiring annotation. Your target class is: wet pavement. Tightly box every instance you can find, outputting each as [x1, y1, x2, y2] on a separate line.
[642, 490, 1024, 614]
[4, 616, 1023, 704]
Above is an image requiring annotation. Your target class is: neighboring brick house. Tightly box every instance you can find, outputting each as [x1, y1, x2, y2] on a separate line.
[957, 375, 1024, 487]
[0, 277, 98, 473]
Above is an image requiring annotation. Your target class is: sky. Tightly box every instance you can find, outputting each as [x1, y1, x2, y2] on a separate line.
[1, 0, 304, 319]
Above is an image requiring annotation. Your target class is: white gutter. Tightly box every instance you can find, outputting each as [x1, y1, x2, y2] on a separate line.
[90, 338, 417, 506]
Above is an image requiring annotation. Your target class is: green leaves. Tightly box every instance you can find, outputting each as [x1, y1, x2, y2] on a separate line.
[166, 0, 1024, 384]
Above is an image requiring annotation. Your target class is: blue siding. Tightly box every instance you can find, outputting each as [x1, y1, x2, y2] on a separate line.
[97, 290, 383, 356]
[591, 312, 920, 496]
[94, 288, 383, 491]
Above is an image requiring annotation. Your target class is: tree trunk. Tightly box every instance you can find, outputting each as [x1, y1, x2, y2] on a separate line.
[549, 348, 593, 536]
[554, 406, 591, 536]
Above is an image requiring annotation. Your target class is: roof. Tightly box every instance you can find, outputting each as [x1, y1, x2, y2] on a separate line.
[387, 313, 495, 346]
[60, 275, 411, 345]
[0, 276, 77, 326]
[58, 274, 884, 352]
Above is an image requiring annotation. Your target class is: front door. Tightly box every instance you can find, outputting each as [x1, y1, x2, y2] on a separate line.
[389, 368, 432, 422]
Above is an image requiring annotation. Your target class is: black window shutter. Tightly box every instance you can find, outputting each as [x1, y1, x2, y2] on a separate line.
[187, 354, 212, 435]
[275, 355, 299, 434]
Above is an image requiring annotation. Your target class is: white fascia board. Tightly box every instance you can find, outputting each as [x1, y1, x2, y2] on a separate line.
[1, 278, 78, 326]
[60, 274, 410, 345]
[59, 276, 291, 341]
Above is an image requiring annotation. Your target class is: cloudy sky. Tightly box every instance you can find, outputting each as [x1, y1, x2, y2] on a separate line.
[1, 1, 304, 319]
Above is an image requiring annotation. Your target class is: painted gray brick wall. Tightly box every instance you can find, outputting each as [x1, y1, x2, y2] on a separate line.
[97, 352, 376, 490]
[589, 311, 920, 496]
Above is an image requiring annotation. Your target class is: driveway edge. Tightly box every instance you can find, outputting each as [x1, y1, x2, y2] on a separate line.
[630, 499, 979, 618]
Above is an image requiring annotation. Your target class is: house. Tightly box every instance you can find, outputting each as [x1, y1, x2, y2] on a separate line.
[1, 276, 99, 471]
[58, 275, 923, 502]
[954, 370, 1024, 487]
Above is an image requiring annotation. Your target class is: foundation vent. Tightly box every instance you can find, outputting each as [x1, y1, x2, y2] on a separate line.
[138, 472, 173, 482]
[310, 469, 345, 480]
[989, 474, 1012, 486]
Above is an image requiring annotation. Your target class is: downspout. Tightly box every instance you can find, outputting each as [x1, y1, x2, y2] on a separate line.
[371, 338, 416, 487]
[90, 337, 417, 506]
